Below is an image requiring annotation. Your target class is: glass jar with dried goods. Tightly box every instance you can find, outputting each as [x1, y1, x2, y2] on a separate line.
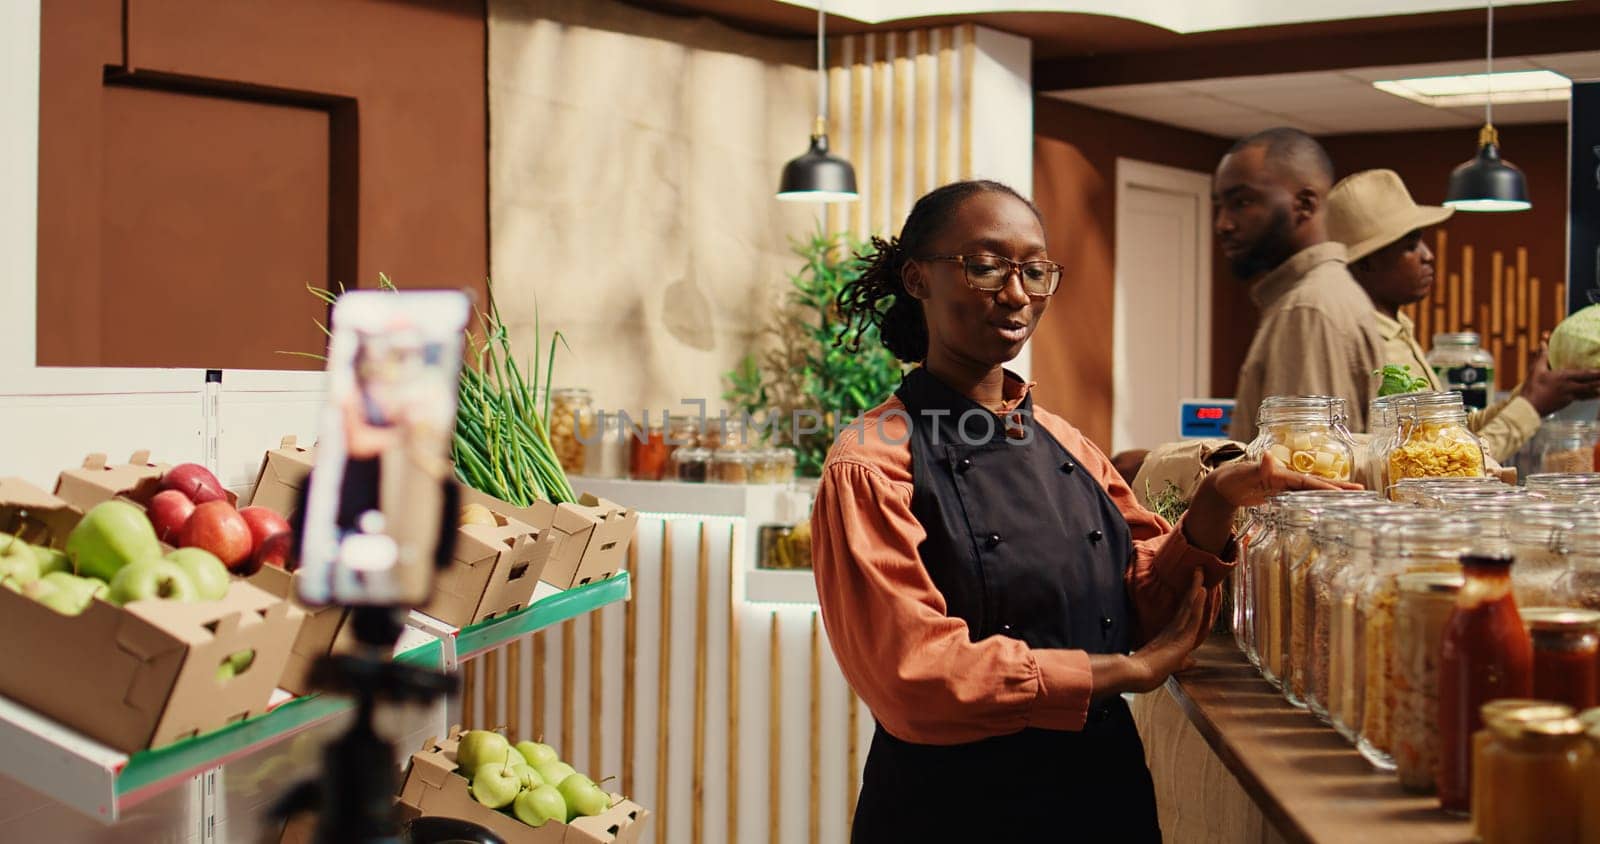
[1555, 526, 1600, 613]
[1523, 608, 1600, 711]
[1365, 395, 1404, 493]
[711, 447, 755, 484]
[1471, 702, 1575, 841]
[1477, 716, 1590, 843]
[1508, 504, 1590, 607]
[1244, 502, 1283, 679]
[1384, 392, 1488, 497]
[1428, 331, 1496, 411]
[1287, 493, 1380, 715]
[1235, 504, 1273, 665]
[549, 388, 595, 475]
[1247, 396, 1357, 482]
[1525, 473, 1600, 501]
[1360, 515, 1474, 770]
[671, 447, 712, 483]
[1393, 571, 1465, 792]
[1537, 421, 1600, 475]
[1438, 554, 1535, 815]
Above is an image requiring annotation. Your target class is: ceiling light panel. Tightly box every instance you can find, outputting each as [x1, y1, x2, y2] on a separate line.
[1373, 69, 1571, 108]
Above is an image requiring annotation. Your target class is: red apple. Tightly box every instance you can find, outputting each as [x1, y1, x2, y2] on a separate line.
[179, 501, 254, 570]
[254, 531, 295, 572]
[147, 489, 197, 544]
[161, 463, 228, 505]
[238, 506, 290, 552]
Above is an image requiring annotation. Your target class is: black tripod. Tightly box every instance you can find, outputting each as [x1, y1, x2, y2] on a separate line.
[270, 608, 458, 844]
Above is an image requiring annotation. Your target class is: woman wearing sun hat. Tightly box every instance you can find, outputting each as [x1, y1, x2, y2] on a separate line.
[1325, 168, 1600, 461]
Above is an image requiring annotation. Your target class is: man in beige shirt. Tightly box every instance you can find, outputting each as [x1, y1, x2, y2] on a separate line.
[1326, 169, 1600, 462]
[1216, 128, 1384, 441]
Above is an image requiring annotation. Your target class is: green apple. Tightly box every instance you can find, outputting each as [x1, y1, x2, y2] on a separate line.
[510, 763, 544, 791]
[512, 784, 567, 828]
[23, 577, 88, 615]
[32, 546, 71, 576]
[67, 500, 161, 582]
[468, 762, 522, 810]
[0, 541, 41, 589]
[216, 649, 255, 681]
[109, 558, 197, 605]
[166, 548, 230, 601]
[42, 572, 108, 604]
[557, 774, 610, 821]
[455, 729, 511, 775]
[515, 740, 560, 769]
[535, 761, 578, 795]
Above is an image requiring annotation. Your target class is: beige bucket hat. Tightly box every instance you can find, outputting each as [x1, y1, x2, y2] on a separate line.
[1325, 169, 1454, 262]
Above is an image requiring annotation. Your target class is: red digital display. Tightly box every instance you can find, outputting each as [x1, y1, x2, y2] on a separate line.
[1196, 407, 1225, 420]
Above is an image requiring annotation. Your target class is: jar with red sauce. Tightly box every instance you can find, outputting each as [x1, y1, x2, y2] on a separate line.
[627, 416, 670, 481]
[1438, 553, 1534, 815]
[1523, 608, 1600, 711]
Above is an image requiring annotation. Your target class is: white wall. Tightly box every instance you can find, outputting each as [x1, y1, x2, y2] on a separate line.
[0, 0, 39, 375]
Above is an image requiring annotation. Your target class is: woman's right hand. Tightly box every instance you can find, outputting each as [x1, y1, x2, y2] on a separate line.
[1090, 570, 1209, 697]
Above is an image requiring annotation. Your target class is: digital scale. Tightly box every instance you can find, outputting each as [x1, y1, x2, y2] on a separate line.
[1179, 398, 1236, 439]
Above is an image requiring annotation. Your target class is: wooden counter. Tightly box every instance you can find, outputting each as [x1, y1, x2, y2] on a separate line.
[1165, 636, 1472, 844]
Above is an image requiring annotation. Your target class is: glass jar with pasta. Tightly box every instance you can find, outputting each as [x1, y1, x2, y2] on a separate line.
[1383, 392, 1487, 498]
[1247, 396, 1357, 482]
[1393, 571, 1465, 793]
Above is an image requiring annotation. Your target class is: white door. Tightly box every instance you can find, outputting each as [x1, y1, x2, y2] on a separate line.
[1112, 159, 1213, 454]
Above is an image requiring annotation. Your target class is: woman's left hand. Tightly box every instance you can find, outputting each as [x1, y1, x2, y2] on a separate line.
[1199, 452, 1363, 509]
[1180, 453, 1361, 555]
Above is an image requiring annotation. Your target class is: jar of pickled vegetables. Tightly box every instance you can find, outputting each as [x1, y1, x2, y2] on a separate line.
[549, 388, 595, 475]
[1247, 396, 1356, 481]
[1382, 392, 1486, 498]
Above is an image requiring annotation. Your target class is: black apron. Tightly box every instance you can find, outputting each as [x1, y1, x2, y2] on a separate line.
[850, 368, 1161, 843]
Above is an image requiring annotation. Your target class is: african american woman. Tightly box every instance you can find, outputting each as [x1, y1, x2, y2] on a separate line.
[811, 180, 1356, 841]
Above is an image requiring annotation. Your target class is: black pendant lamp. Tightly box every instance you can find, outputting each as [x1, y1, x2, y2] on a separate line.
[1444, 0, 1531, 212]
[776, 0, 858, 203]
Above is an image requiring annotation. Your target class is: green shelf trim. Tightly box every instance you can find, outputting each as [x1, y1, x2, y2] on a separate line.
[455, 573, 630, 658]
[116, 636, 445, 802]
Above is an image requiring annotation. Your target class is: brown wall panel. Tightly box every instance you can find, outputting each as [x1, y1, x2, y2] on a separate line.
[39, 0, 487, 369]
[1031, 97, 1234, 450]
[98, 87, 329, 369]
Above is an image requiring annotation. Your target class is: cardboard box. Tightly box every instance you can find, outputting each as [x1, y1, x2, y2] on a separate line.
[52, 451, 172, 511]
[0, 575, 302, 753]
[421, 507, 558, 628]
[246, 563, 356, 697]
[247, 436, 317, 520]
[461, 489, 637, 590]
[398, 729, 650, 844]
[0, 477, 81, 548]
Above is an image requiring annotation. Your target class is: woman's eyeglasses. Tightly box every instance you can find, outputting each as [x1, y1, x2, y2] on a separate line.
[918, 254, 1062, 297]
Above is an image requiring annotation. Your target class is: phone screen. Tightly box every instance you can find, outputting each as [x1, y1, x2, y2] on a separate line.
[296, 290, 470, 607]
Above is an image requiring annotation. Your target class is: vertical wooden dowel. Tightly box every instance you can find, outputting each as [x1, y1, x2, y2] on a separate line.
[848, 690, 860, 823]
[589, 606, 604, 778]
[1530, 278, 1542, 346]
[890, 31, 910, 230]
[809, 613, 822, 844]
[1448, 273, 1461, 333]
[769, 612, 782, 844]
[728, 525, 742, 844]
[850, 36, 867, 237]
[623, 535, 639, 797]
[484, 648, 501, 732]
[871, 33, 889, 234]
[936, 27, 955, 185]
[656, 522, 675, 844]
[959, 22, 974, 178]
[692, 524, 710, 844]
[1461, 241, 1474, 327]
[532, 631, 547, 740]
[1492, 251, 1505, 346]
[559, 620, 576, 756]
[1504, 267, 1518, 344]
[1517, 247, 1529, 329]
[914, 30, 934, 197]
[507, 640, 522, 741]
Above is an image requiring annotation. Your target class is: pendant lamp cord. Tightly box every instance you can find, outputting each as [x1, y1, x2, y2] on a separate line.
[1485, 0, 1494, 127]
[816, 0, 828, 127]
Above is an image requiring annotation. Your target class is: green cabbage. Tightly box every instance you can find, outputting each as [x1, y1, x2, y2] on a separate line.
[1549, 304, 1600, 370]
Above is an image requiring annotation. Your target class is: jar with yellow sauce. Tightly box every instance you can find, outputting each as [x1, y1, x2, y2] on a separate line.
[1471, 701, 1573, 840]
[1478, 715, 1590, 844]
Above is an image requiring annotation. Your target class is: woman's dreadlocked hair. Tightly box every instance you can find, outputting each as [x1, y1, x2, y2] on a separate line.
[835, 180, 1039, 363]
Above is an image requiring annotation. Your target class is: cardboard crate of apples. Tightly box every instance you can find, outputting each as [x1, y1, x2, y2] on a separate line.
[459, 487, 638, 592]
[0, 475, 303, 752]
[399, 727, 648, 843]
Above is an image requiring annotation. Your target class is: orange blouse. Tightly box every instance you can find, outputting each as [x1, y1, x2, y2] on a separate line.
[811, 390, 1233, 746]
